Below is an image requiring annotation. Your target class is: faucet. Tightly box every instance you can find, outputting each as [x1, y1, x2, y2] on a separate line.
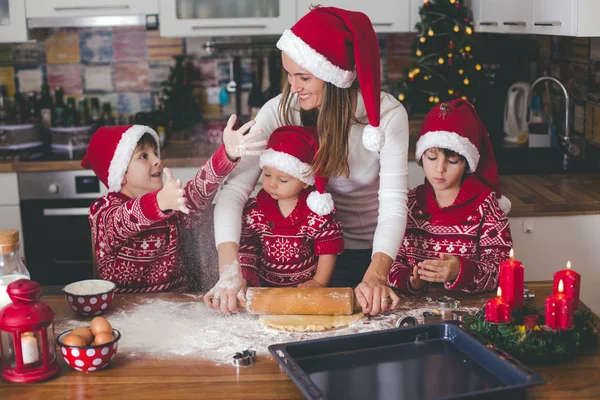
[528, 76, 577, 171]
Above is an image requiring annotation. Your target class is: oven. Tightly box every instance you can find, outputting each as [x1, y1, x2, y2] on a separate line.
[18, 171, 107, 286]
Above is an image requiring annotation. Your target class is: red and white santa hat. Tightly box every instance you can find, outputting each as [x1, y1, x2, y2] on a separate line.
[416, 99, 511, 214]
[81, 125, 159, 192]
[276, 6, 384, 152]
[259, 126, 333, 215]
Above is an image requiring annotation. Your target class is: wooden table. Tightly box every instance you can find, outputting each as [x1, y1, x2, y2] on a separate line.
[1, 282, 598, 399]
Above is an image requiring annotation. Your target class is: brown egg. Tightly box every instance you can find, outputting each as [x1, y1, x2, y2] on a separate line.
[92, 331, 114, 346]
[90, 317, 112, 335]
[70, 327, 94, 345]
[61, 334, 87, 347]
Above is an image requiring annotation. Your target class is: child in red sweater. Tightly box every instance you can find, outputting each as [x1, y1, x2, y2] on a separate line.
[82, 116, 265, 293]
[388, 99, 513, 295]
[237, 126, 345, 288]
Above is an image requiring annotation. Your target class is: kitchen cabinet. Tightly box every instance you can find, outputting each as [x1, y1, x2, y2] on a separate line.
[24, 0, 158, 19]
[409, 0, 422, 33]
[509, 215, 600, 314]
[0, 173, 24, 254]
[0, 0, 29, 43]
[159, 0, 296, 37]
[296, 0, 411, 33]
[471, 0, 600, 36]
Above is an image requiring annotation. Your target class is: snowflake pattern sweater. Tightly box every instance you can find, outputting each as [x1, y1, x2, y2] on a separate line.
[89, 145, 237, 293]
[388, 175, 513, 294]
[239, 189, 345, 287]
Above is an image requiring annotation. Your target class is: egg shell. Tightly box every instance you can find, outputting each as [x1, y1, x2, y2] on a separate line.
[93, 331, 114, 346]
[70, 327, 94, 345]
[90, 317, 112, 335]
[61, 334, 87, 347]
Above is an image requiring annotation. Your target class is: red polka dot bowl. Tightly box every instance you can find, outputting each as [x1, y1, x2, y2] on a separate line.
[57, 328, 121, 372]
[62, 279, 117, 316]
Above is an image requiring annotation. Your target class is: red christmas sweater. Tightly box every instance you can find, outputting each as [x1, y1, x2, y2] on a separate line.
[388, 175, 513, 294]
[89, 145, 237, 293]
[239, 189, 345, 287]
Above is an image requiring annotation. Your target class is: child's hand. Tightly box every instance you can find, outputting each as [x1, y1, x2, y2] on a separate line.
[409, 265, 427, 290]
[156, 168, 190, 214]
[222, 114, 267, 160]
[417, 253, 460, 283]
[297, 279, 323, 288]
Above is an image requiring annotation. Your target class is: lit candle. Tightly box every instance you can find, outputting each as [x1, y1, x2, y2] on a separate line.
[20, 333, 39, 365]
[499, 249, 524, 309]
[485, 287, 512, 324]
[545, 279, 574, 330]
[553, 261, 581, 310]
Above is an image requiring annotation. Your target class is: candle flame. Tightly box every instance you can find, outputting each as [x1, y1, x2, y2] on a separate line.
[558, 279, 564, 293]
[567, 261, 571, 269]
[509, 249, 514, 259]
[497, 286, 502, 297]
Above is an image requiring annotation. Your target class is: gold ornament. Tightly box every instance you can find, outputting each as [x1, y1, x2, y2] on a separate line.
[398, 93, 405, 101]
[448, 89, 454, 95]
[416, 49, 423, 57]
[449, 0, 456, 3]
[447, 53, 453, 58]
[465, 45, 471, 52]
[458, 69, 464, 75]
[429, 96, 435, 103]
[463, 78, 470, 85]
[475, 64, 482, 71]
[438, 57, 445, 64]
[454, 25, 460, 32]
[423, 0, 429, 3]
[466, 26, 473, 35]
[461, 95, 467, 100]
[434, 96, 440, 103]
[428, 29, 434, 36]
[424, 75, 430, 81]
[420, 37, 426, 43]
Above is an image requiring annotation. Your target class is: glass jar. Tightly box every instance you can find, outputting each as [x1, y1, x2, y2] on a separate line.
[0, 230, 30, 310]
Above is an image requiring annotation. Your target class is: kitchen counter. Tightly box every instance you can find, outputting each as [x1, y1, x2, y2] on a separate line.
[0, 282, 598, 399]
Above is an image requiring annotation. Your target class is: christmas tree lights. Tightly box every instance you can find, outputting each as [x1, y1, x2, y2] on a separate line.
[397, 0, 481, 113]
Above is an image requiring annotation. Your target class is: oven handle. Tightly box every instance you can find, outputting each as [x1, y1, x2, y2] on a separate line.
[43, 207, 90, 216]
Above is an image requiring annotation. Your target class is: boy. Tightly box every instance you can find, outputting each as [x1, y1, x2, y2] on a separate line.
[237, 126, 345, 288]
[82, 115, 265, 292]
[388, 99, 513, 294]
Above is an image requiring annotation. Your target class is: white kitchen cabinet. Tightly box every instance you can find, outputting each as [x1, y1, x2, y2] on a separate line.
[509, 215, 600, 314]
[0, 0, 29, 43]
[24, 0, 158, 18]
[409, 0, 422, 33]
[471, 0, 532, 34]
[0, 173, 24, 254]
[160, 0, 295, 37]
[296, 0, 411, 33]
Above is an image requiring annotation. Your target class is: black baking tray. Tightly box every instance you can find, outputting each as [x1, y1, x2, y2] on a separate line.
[269, 321, 545, 400]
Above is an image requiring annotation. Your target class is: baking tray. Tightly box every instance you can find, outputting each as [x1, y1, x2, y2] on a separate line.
[269, 321, 545, 400]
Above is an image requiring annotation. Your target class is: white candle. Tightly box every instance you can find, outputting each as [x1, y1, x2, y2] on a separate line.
[21, 334, 39, 365]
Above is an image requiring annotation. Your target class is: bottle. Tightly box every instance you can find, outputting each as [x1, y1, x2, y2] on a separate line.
[39, 80, 53, 128]
[77, 98, 90, 126]
[0, 230, 30, 310]
[101, 102, 115, 126]
[65, 97, 76, 127]
[13, 80, 28, 123]
[89, 97, 101, 126]
[27, 92, 38, 122]
[0, 85, 7, 122]
[52, 87, 66, 127]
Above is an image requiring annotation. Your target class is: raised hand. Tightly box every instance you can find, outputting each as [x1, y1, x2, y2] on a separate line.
[222, 114, 267, 159]
[409, 265, 427, 290]
[156, 167, 190, 214]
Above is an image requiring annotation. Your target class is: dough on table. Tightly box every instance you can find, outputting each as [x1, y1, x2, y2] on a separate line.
[259, 312, 365, 332]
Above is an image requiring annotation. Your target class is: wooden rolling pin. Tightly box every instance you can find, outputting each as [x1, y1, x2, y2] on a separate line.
[242, 287, 355, 315]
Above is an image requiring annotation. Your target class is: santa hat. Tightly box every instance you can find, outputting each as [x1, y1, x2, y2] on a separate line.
[81, 125, 160, 192]
[415, 99, 511, 214]
[259, 126, 334, 215]
[276, 6, 384, 152]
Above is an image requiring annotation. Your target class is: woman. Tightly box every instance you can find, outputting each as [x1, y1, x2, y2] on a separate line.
[205, 6, 410, 316]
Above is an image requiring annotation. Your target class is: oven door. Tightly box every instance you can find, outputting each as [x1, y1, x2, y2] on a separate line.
[20, 199, 95, 286]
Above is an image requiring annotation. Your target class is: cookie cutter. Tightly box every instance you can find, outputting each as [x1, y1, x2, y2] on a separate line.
[437, 296, 460, 309]
[396, 316, 418, 328]
[524, 284, 535, 299]
[232, 350, 256, 367]
[451, 310, 472, 321]
[423, 311, 442, 324]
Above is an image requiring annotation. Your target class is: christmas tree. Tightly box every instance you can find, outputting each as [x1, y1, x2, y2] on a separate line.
[158, 55, 202, 136]
[397, 0, 482, 114]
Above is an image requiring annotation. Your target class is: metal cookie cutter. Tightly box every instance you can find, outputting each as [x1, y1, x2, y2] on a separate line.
[437, 296, 460, 309]
[524, 284, 535, 299]
[423, 311, 442, 324]
[396, 316, 418, 328]
[451, 310, 472, 322]
[232, 350, 256, 367]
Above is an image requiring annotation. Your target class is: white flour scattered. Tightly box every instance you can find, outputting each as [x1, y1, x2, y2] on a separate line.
[54, 295, 480, 365]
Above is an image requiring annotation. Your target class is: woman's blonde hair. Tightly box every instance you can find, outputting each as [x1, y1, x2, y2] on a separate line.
[278, 80, 364, 179]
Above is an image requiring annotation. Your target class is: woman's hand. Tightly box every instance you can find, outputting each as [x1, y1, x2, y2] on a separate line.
[203, 260, 247, 314]
[417, 253, 460, 283]
[355, 272, 400, 316]
[409, 265, 427, 290]
[222, 114, 267, 160]
[297, 279, 323, 288]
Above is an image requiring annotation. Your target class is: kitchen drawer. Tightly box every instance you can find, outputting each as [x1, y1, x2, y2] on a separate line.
[532, 0, 574, 36]
[25, 0, 158, 19]
[0, 0, 29, 43]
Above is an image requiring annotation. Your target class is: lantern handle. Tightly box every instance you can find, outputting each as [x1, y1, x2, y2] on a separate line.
[7, 279, 43, 304]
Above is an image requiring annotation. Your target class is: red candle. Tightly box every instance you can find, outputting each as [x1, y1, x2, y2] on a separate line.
[545, 279, 574, 330]
[553, 261, 580, 310]
[485, 287, 512, 324]
[499, 249, 524, 309]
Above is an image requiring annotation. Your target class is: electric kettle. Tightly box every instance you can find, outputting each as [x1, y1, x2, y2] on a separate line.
[504, 82, 531, 142]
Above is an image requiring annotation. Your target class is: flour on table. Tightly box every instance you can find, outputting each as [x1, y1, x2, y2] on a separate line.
[54, 295, 480, 365]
